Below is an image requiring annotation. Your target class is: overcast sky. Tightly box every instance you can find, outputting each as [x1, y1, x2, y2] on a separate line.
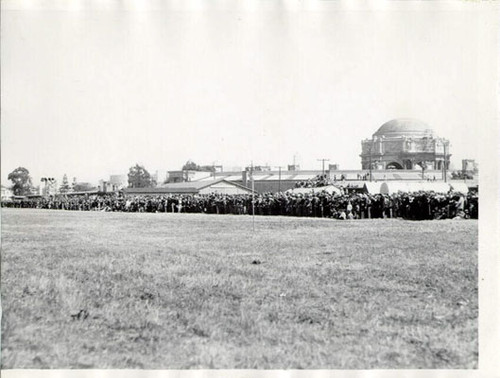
[1, 1, 498, 185]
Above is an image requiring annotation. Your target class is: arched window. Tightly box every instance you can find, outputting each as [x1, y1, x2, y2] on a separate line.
[386, 162, 403, 170]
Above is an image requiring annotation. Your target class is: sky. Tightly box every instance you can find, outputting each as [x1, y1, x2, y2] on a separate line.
[1, 0, 498, 185]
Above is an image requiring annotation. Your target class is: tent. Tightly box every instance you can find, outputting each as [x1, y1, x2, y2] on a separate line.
[449, 182, 469, 194]
[380, 181, 451, 195]
[362, 182, 382, 194]
[286, 185, 342, 195]
[315, 185, 343, 195]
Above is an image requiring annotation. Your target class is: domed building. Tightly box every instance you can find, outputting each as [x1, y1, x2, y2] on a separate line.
[360, 118, 451, 170]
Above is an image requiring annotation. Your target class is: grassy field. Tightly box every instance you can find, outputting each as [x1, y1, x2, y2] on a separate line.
[0, 208, 477, 369]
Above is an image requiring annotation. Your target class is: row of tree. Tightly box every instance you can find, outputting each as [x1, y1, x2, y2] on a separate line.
[128, 160, 217, 188]
[6, 166, 156, 195]
[6, 168, 98, 195]
[6, 160, 209, 195]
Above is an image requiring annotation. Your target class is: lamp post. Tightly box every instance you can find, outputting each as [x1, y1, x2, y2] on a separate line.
[278, 166, 281, 192]
[368, 139, 373, 182]
[420, 162, 426, 180]
[277, 166, 286, 193]
[250, 161, 255, 232]
[443, 141, 449, 183]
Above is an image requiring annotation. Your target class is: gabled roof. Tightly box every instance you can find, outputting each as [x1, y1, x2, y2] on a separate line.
[198, 174, 242, 182]
[122, 179, 254, 194]
[122, 187, 193, 194]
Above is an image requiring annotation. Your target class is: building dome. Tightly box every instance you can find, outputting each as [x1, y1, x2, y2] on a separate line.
[360, 118, 450, 171]
[373, 118, 434, 138]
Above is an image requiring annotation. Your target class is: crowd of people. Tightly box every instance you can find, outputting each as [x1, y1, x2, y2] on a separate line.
[294, 174, 330, 188]
[2, 190, 478, 220]
[294, 174, 358, 188]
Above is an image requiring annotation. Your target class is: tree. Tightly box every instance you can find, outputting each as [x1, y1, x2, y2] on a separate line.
[182, 160, 200, 171]
[7, 167, 33, 195]
[182, 160, 215, 172]
[200, 165, 216, 172]
[128, 164, 156, 188]
[60, 174, 70, 193]
[73, 182, 96, 192]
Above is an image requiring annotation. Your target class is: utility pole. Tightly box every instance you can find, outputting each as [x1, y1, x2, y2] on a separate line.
[277, 166, 285, 193]
[211, 161, 218, 179]
[369, 139, 373, 182]
[443, 142, 448, 183]
[317, 158, 330, 175]
[251, 161, 255, 232]
[462, 160, 467, 184]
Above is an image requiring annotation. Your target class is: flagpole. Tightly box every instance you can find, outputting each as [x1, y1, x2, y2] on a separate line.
[251, 161, 255, 233]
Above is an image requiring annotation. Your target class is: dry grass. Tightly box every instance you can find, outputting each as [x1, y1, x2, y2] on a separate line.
[1, 208, 477, 369]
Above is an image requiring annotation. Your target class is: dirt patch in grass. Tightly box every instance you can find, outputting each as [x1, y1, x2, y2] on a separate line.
[1, 209, 477, 368]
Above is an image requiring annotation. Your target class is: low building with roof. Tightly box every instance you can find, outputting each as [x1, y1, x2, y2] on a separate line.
[196, 170, 325, 193]
[166, 170, 214, 183]
[122, 178, 254, 196]
[109, 174, 127, 188]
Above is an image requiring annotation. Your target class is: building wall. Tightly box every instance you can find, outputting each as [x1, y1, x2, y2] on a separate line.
[246, 180, 297, 194]
[361, 136, 450, 170]
[41, 181, 58, 196]
[412, 138, 437, 153]
[1, 186, 13, 200]
[462, 159, 477, 172]
[99, 181, 121, 193]
[109, 175, 127, 187]
[381, 139, 404, 154]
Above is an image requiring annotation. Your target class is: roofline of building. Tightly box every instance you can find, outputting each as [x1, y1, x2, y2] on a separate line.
[122, 178, 255, 194]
